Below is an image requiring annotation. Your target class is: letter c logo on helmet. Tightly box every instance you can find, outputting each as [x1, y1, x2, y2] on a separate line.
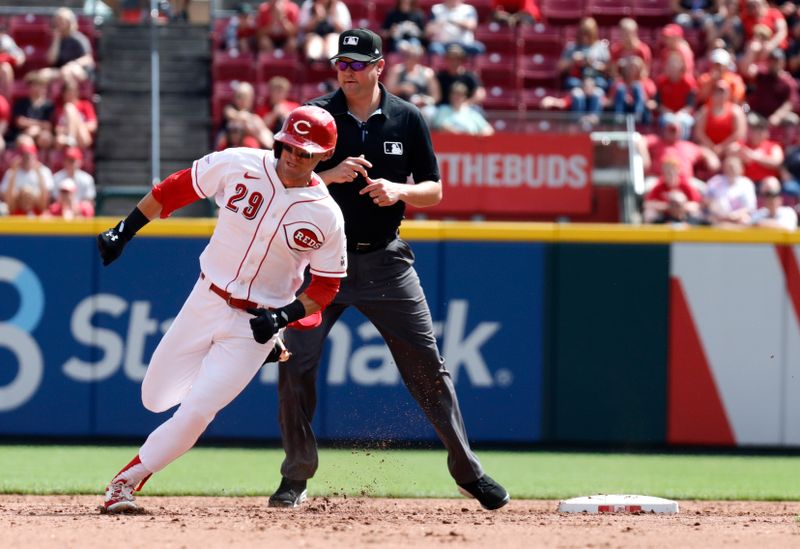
[275, 106, 338, 155]
[293, 120, 311, 135]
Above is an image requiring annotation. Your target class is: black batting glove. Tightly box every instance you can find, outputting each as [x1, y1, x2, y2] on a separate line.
[247, 307, 282, 344]
[97, 207, 150, 267]
[97, 221, 131, 266]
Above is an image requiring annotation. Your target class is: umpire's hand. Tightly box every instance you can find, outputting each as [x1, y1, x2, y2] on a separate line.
[247, 308, 280, 344]
[97, 222, 129, 266]
[359, 177, 404, 207]
[323, 155, 372, 183]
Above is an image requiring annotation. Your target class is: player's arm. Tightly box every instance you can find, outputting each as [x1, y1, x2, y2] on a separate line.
[96, 168, 199, 266]
[247, 275, 340, 344]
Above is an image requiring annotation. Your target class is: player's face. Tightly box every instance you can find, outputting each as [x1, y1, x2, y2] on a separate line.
[277, 143, 324, 185]
[336, 57, 384, 97]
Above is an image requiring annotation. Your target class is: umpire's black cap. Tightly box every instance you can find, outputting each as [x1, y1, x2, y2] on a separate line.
[330, 28, 383, 63]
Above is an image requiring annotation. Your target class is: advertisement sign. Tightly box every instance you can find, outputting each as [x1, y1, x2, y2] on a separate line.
[0, 235, 545, 443]
[422, 132, 593, 216]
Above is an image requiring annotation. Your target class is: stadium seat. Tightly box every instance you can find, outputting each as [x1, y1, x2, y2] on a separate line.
[77, 15, 97, 43]
[17, 46, 49, 76]
[256, 51, 302, 84]
[475, 22, 518, 55]
[475, 52, 518, 88]
[470, 0, 495, 23]
[212, 50, 256, 83]
[584, 0, 633, 25]
[519, 86, 561, 110]
[10, 26, 51, 50]
[519, 52, 560, 87]
[304, 61, 337, 85]
[211, 18, 229, 50]
[540, 0, 584, 26]
[347, 3, 373, 27]
[299, 81, 336, 102]
[482, 86, 520, 111]
[211, 81, 237, 127]
[371, 0, 395, 26]
[519, 24, 563, 56]
[632, 0, 674, 26]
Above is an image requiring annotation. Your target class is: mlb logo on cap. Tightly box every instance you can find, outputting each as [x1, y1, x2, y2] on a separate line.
[331, 28, 383, 63]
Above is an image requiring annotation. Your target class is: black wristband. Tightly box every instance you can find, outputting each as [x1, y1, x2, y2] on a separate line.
[118, 207, 150, 241]
[274, 300, 306, 329]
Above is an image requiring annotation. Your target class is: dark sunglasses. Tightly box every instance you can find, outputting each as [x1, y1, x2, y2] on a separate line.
[760, 191, 781, 198]
[283, 143, 314, 160]
[333, 59, 376, 72]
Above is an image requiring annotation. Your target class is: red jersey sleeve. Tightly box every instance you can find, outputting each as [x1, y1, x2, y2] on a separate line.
[151, 168, 201, 218]
[304, 274, 340, 308]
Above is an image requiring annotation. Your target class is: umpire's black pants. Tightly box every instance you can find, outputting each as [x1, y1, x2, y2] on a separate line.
[277, 238, 484, 485]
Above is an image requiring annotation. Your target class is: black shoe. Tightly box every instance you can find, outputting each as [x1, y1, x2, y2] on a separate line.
[268, 477, 308, 508]
[457, 475, 510, 510]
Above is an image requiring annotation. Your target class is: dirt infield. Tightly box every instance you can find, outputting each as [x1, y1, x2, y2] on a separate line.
[1, 496, 798, 548]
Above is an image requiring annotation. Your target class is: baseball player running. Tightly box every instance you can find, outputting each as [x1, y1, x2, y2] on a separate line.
[97, 106, 347, 513]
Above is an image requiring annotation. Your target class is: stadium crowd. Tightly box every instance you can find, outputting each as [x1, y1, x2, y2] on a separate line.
[0, 7, 96, 218]
[3, 1, 800, 229]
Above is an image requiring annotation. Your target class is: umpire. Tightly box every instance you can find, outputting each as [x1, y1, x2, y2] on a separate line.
[268, 28, 509, 511]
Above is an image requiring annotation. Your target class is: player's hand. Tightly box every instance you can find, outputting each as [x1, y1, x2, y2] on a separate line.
[97, 221, 129, 266]
[246, 307, 280, 344]
[324, 155, 372, 184]
[359, 177, 404, 207]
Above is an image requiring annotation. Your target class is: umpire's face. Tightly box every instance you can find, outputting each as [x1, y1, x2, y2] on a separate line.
[336, 57, 385, 100]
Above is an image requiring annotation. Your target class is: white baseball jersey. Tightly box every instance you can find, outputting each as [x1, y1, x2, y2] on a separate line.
[191, 147, 348, 308]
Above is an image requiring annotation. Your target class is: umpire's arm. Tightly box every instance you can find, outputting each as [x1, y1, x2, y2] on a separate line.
[407, 104, 442, 208]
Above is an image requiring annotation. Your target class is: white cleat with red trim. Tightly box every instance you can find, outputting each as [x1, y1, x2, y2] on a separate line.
[104, 480, 139, 513]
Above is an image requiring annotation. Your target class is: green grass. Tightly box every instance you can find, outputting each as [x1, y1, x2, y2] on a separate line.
[2, 445, 800, 500]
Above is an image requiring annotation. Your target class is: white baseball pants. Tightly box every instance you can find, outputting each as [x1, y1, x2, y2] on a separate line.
[137, 275, 274, 473]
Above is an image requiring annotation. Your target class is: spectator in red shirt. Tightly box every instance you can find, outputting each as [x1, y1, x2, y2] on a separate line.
[257, 0, 300, 55]
[644, 155, 703, 223]
[745, 48, 799, 126]
[696, 48, 746, 105]
[640, 117, 721, 188]
[610, 18, 652, 77]
[256, 76, 300, 134]
[659, 24, 695, 77]
[694, 79, 746, 157]
[491, 0, 541, 27]
[728, 111, 784, 186]
[741, 0, 788, 49]
[54, 79, 97, 149]
[654, 51, 697, 139]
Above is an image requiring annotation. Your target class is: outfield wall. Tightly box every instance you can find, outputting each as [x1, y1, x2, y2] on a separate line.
[1, 219, 798, 447]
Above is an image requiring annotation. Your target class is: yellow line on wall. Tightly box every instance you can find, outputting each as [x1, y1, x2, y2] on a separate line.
[1, 218, 799, 245]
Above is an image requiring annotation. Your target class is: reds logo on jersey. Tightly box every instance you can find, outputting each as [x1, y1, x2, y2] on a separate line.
[284, 221, 324, 251]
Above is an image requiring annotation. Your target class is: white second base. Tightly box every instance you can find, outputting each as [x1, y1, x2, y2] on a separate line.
[557, 494, 679, 514]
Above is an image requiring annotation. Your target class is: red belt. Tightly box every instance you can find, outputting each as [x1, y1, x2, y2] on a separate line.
[201, 273, 258, 310]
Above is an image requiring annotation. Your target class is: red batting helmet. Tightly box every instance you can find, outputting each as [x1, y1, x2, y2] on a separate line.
[274, 105, 337, 155]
